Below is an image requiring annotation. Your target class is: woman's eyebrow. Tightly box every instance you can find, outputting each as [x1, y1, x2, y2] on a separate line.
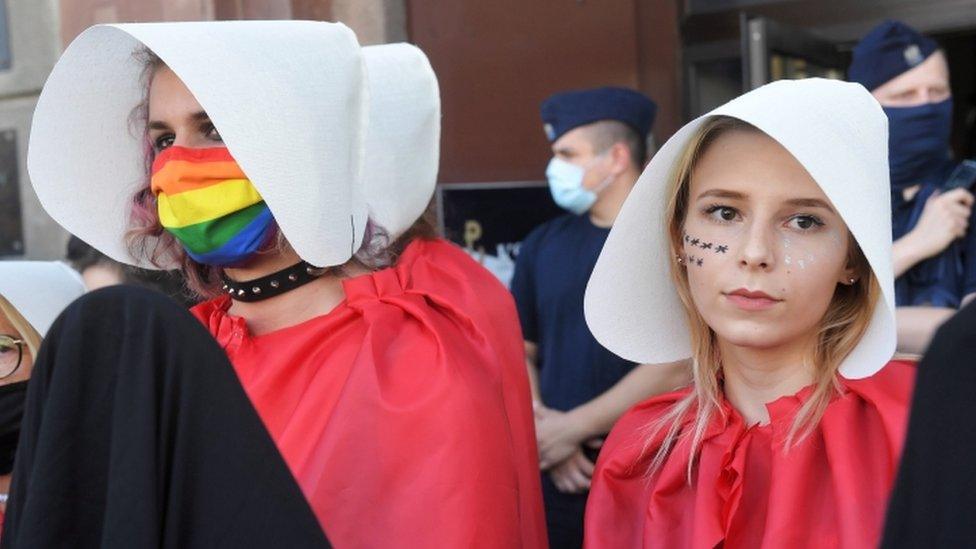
[786, 198, 836, 212]
[147, 111, 210, 131]
[697, 190, 837, 213]
[696, 189, 746, 201]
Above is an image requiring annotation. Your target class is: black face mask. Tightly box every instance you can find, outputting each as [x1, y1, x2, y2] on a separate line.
[0, 381, 28, 476]
[884, 98, 954, 192]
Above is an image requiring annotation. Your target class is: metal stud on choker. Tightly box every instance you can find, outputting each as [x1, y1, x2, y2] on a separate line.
[221, 261, 324, 302]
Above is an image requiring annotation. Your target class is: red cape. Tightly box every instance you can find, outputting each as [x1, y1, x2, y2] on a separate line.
[585, 360, 916, 549]
[193, 239, 547, 548]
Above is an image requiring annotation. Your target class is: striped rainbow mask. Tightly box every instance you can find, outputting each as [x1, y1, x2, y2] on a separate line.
[151, 146, 275, 267]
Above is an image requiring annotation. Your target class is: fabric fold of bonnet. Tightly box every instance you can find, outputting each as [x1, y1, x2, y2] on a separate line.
[361, 43, 440, 238]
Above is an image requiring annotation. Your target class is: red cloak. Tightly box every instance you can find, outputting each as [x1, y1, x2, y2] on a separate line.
[584, 360, 916, 549]
[192, 238, 547, 548]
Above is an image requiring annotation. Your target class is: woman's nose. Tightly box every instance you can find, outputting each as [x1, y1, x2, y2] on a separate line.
[737, 223, 776, 271]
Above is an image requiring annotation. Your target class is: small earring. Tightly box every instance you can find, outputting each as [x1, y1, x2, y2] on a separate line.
[848, 277, 856, 285]
[676, 255, 684, 264]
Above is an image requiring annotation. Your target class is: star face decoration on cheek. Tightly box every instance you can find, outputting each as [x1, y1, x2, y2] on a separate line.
[685, 233, 725, 257]
[696, 258, 703, 267]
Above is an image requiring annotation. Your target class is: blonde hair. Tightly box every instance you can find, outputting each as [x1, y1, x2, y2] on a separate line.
[647, 116, 880, 479]
[0, 294, 42, 360]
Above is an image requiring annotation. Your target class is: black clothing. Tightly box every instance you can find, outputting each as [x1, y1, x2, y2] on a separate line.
[1, 286, 329, 548]
[882, 301, 976, 547]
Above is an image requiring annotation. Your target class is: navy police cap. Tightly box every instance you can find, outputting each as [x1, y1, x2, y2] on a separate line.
[848, 20, 939, 92]
[540, 86, 656, 143]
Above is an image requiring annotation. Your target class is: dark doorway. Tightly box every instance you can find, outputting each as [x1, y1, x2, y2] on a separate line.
[937, 29, 976, 160]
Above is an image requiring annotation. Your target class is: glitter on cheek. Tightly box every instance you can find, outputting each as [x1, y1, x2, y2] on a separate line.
[785, 256, 792, 265]
[798, 259, 806, 269]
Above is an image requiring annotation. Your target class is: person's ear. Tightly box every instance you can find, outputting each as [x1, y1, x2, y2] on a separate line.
[837, 269, 857, 286]
[836, 235, 862, 287]
[837, 253, 859, 286]
[608, 142, 630, 176]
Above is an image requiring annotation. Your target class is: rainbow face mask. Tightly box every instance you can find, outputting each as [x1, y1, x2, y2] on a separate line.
[151, 146, 274, 267]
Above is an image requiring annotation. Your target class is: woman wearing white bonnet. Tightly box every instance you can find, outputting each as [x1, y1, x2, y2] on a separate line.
[582, 78, 914, 548]
[17, 22, 545, 548]
[0, 262, 84, 523]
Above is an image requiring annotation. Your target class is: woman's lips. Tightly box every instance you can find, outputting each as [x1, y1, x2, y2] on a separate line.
[724, 289, 782, 311]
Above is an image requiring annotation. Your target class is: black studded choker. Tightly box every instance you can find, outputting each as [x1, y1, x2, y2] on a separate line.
[221, 261, 324, 302]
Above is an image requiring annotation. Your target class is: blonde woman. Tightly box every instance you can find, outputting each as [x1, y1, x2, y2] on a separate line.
[0, 262, 85, 526]
[582, 79, 912, 548]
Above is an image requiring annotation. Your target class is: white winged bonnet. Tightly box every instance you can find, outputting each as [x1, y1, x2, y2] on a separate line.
[584, 78, 895, 379]
[28, 21, 369, 269]
[0, 262, 86, 337]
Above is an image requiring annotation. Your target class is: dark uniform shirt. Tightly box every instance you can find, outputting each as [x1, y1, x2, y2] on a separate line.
[892, 160, 976, 308]
[511, 213, 636, 412]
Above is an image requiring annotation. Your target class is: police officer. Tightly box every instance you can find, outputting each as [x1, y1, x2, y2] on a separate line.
[849, 20, 976, 354]
[510, 87, 688, 548]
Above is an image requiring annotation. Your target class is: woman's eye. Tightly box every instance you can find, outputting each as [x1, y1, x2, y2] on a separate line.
[154, 135, 175, 152]
[705, 205, 739, 222]
[204, 124, 223, 142]
[788, 215, 824, 231]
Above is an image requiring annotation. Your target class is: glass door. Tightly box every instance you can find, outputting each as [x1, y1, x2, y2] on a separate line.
[741, 15, 849, 90]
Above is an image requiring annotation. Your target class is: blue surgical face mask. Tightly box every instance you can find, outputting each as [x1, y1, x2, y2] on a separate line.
[546, 156, 611, 215]
[884, 98, 954, 192]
